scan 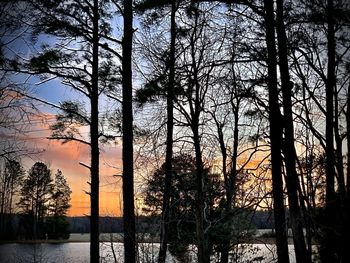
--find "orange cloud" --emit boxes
[17,114,123,217]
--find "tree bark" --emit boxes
[275,1,310,262]
[263,0,290,262]
[191,13,210,262]
[193,124,209,263]
[220,95,239,263]
[216,117,229,263]
[158,1,177,263]
[322,0,337,262]
[90,1,100,262]
[347,83,350,196]
[122,0,136,262]
[334,87,346,196]
[344,83,350,263]
[0,182,5,237]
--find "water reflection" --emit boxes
[0,242,297,262]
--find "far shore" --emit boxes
[0,232,296,245]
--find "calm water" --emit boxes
[0,242,297,263]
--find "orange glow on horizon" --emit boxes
[20,117,123,217]
[19,114,273,217]
[68,190,122,217]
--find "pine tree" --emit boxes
[18,1,120,259]
[0,159,24,239]
[18,162,53,240]
[46,169,71,239]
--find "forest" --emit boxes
[0,0,349,263]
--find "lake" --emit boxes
[0,242,298,263]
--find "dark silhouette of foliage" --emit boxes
[17,163,71,240]
[17,162,53,239]
[0,159,24,240]
[46,169,71,239]
[143,154,224,260]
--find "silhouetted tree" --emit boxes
[275,0,311,262]
[15,0,120,260]
[46,169,71,239]
[135,0,179,261]
[17,162,53,240]
[0,159,24,239]
[122,0,136,262]
[143,154,222,261]
[323,0,337,262]
[262,0,290,261]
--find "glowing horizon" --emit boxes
[18,116,123,217]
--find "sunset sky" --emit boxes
[3,31,271,218]
[22,120,123,216]
[1,36,127,217]
[1,22,138,218]
[12,75,125,217]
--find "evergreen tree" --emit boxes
[17,162,53,239]
[17,1,121,259]
[143,154,223,261]
[47,169,71,239]
[0,159,24,239]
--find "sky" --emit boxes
[20,114,124,216]
[0,34,126,217]
[1,9,267,218]
[2,51,123,217]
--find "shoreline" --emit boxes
[0,233,294,245]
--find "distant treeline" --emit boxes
[67,210,275,234]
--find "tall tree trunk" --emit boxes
[344,83,350,263]
[192,24,210,263]
[333,74,347,263]
[334,87,346,196]
[211,106,229,263]
[218,136,229,263]
[0,183,5,237]
[33,203,37,240]
[158,1,176,263]
[122,0,136,262]
[322,0,337,262]
[9,177,14,215]
[229,87,240,209]
[90,0,100,262]
[217,119,229,263]
[187,7,210,262]
[275,1,310,262]
[220,102,239,263]
[263,0,290,262]
[193,124,209,263]
[347,84,350,196]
